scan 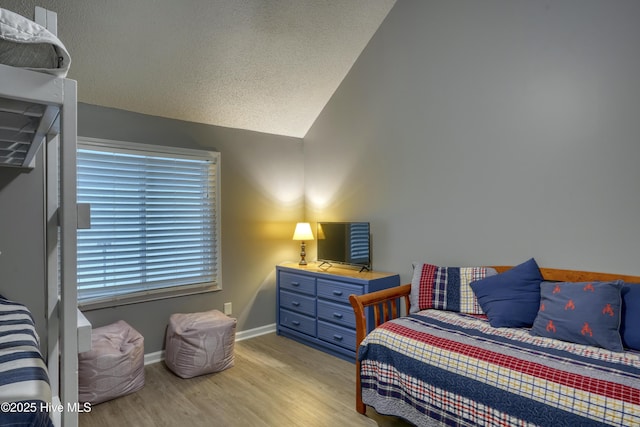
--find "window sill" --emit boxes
[78,283,222,311]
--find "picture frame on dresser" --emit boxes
[276,262,400,362]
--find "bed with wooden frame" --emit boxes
[349,266,640,426]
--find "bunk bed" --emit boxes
[0,6,78,427]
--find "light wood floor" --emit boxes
[79,333,412,427]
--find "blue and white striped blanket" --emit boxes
[0,296,53,427]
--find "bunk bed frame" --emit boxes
[0,8,78,427]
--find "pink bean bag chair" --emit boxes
[164,310,236,378]
[78,320,145,404]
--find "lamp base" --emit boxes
[299,241,307,265]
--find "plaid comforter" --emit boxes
[358,310,640,427]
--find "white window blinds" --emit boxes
[76,139,220,306]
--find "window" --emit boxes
[76,137,220,308]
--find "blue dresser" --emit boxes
[276,262,400,362]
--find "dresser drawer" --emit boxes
[317,279,363,304]
[317,300,355,329]
[279,309,316,337]
[318,321,356,351]
[280,290,316,316]
[279,272,316,296]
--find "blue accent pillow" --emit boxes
[470,258,543,328]
[621,284,640,350]
[530,281,624,352]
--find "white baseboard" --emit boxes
[143,323,276,366]
[144,350,165,365]
[235,323,276,342]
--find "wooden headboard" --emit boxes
[493,266,640,284]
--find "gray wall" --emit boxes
[77,104,304,351]
[0,102,304,353]
[4,0,640,356]
[304,0,640,282]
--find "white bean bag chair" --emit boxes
[78,320,145,404]
[165,310,236,379]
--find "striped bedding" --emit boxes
[0,296,54,427]
[358,309,640,427]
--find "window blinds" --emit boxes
[76,143,219,305]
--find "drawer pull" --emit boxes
[333,312,343,319]
[292,320,301,326]
[291,281,300,287]
[333,334,343,341]
[291,301,301,307]
[332,290,343,296]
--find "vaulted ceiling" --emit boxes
[3,0,396,137]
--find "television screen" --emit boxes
[316,222,370,270]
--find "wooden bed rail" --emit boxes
[349,284,411,351]
[349,284,411,414]
[348,265,640,415]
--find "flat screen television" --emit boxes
[316,222,371,271]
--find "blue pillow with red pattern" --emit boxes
[530,280,624,352]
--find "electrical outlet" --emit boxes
[223,302,232,315]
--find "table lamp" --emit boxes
[292,222,314,265]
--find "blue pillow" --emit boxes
[621,284,640,350]
[470,258,543,328]
[530,281,624,352]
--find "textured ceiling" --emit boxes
[2,0,396,137]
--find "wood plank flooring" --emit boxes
[79,333,412,427]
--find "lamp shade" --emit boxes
[292,222,314,241]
